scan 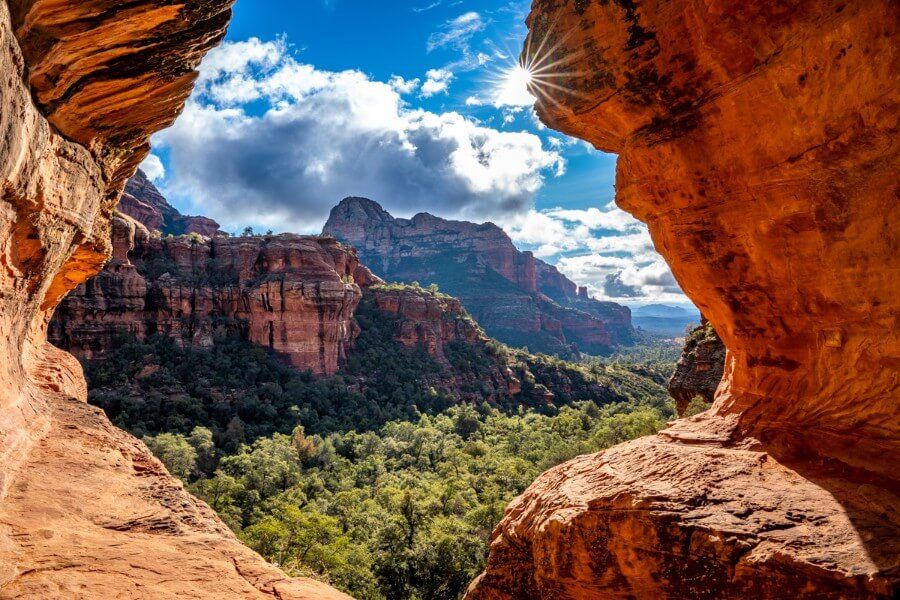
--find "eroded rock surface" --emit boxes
[50,214,376,375]
[668,320,726,416]
[0,1,349,597]
[371,287,486,366]
[467,0,899,597]
[324,197,634,355]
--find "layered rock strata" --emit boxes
[0,1,348,597]
[51,214,376,375]
[467,0,898,597]
[324,197,633,355]
[367,286,523,398]
[371,287,486,366]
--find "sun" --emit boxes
[492,63,536,108]
[484,18,585,111]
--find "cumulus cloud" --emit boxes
[139,154,166,182]
[152,38,563,233]
[420,69,453,97]
[502,203,687,303]
[505,202,645,256]
[553,252,687,303]
[545,203,643,233]
[389,75,420,95]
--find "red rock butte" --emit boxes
[0,1,348,597]
[467,0,898,598]
[51,213,377,376]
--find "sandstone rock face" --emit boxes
[51,222,375,375]
[467,0,898,597]
[120,168,221,236]
[372,287,488,366]
[363,286,525,401]
[0,1,348,597]
[324,197,633,355]
[668,321,726,416]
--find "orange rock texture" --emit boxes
[51,214,376,375]
[0,1,349,597]
[467,0,898,598]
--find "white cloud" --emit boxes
[389,75,420,95]
[412,0,442,12]
[545,202,643,233]
[501,205,687,303]
[427,12,485,52]
[555,253,687,303]
[420,68,453,97]
[139,154,166,182]
[152,38,563,233]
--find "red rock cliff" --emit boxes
[371,286,489,366]
[324,196,634,355]
[361,285,530,403]
[467,0,898,598]
[50,217,374,375]
[0,1,349,597]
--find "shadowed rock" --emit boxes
[0,1,350,597]
[467,0,898,597]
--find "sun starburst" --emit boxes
[481,17,585,113]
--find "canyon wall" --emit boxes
[324,196,634,356]
[367,286,523,398]
[0,1,348,597]
[371,287,487,366]
[468,0,898,597]
[51,213,376,375]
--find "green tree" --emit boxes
[188,426,217,476]
[452,404,481,440]
[143,432,197,480]
[191,471,245,530]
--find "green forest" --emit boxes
[83,291,677,599]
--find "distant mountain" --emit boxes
[119,169,220,236]
[323,197,634,356]
[633,304,698,319]
[632,304,700,337]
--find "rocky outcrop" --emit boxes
[324,197,633,355]
[668,320,726,416]
[467,0,898,598]
[51,217,377,375]
[0,1,348,597]
[357,285,662,410]
[120,168,220,236]
[371,286,486,366]
[365,285,523,398]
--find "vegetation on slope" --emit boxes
[86,291,672,447]
[83,286,675,599]
[143,402,667,599]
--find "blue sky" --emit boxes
[144,0,690,307]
